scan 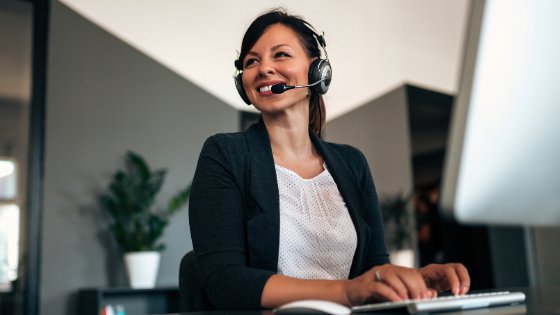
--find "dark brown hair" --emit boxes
[235,8,326,136]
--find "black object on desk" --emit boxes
[78,287,179,315]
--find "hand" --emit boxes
[343,264,435,306]
[419,263,470,295]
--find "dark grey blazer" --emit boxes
[188,119,389,310]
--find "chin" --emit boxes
[253,96,307,114]
[253,104,288,115]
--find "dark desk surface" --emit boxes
[163,286,560,315]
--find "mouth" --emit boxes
[256,81,284,94]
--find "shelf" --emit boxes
[78,287,179,315]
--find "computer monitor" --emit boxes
[440,0,560,226]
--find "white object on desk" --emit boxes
[352,291,526,314]
[274,300,351,315]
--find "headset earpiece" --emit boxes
[235,72,251,105]
[308,58,332,95]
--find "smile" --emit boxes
[256,81,284,94]
[259,85,273,93]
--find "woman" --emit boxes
[188,8,470,310]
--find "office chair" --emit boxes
[179,250,215,312]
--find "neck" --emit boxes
[262,111,314,163]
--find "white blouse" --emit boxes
[275,163,357,280]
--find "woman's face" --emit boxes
[242,23,313,113]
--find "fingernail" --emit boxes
[453,286,460,295]
[462,286,469,294]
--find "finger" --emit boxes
[377,269,410,300]
[428,288,438,299]
[397,270,428,300]
[454,264,471,294]
[443,265,461,295]
[366,281,403,302]
[420,264,443,292]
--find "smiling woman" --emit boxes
[185,8,470,312]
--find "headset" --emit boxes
[234,28,332,105]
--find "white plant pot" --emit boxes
[124,251,161,289]
[390,249,415,268]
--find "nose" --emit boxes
[257,58,275,77]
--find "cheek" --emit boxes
[242,71,254,93]
[284,65,308,82]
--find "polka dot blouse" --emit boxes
[275,163,358,280]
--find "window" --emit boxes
[0,158,19,291]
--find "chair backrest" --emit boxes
[179,250,215,312]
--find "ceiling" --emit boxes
[55,0,471,120]
[0,1,472,120]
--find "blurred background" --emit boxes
[0,1,559,315]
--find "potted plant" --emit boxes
[99,150,191,288]
[380,193,415,267]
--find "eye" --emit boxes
[244,58,258,68]
[274,51,291,58]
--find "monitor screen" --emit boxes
[440,0,560,225]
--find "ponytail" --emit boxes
[308,94,326,137]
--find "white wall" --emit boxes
[56,0,470,119]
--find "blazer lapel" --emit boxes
[244,119,280,271]
[310,132,369,278]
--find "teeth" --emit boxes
[259,85,272,93]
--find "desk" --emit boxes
[162,287,560,315]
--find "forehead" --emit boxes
[251,23,306,51]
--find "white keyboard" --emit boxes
[351,291,526,314]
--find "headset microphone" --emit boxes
[271,79,329,94]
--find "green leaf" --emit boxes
[126,150,151,182]
[99,194,119,219]
[380,193,413,251]
[98,150,192,253]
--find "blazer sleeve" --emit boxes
[188,135,275,309]
[357,150,390,270]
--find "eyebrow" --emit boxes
[245,44,291,58]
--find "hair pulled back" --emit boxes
[235,8,326,136]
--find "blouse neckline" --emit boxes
[274,163,328,181]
